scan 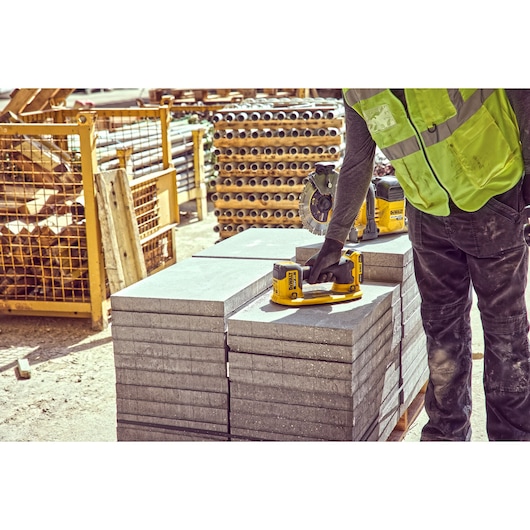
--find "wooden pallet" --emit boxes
[149,88,312,105]
[1,88,74,117]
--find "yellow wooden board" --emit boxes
[95,168,147,294]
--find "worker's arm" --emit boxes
[307,100,375,283]
[506,89,530,203]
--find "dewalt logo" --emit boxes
[288,270,297,291]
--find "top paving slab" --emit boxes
[110,257,273,317]
[194,228,325,261]
[227,281,401,349]
[295,233,413,267]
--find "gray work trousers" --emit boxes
[406,180,530,441]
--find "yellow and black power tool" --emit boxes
[298,162,407,242]
[270,249,363,306]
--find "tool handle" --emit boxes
[303,258,354,284]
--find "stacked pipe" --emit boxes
[211,98,345,238]
[69,117,216,192]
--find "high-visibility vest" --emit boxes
[343,89,524,215]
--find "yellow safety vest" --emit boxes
[343,89,524,215]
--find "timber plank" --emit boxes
[95,168,147,294]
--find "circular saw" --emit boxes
[298,162,339,235]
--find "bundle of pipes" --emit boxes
[68,117,216,192]
[211,97,345,238]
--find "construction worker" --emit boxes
[307,89,530,441]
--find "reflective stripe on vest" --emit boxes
[343,89,524,215]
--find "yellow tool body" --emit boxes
[271,249,363,306]
[350,176,407,242]
[299,163,407,243]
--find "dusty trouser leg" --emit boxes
[406,204,474,441]
[467,244,530,440]
[470,251,530,440]
[445,180,530,440]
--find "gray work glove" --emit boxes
[305,238,344,284]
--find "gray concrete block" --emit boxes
[117,398,228,424]
[230,397,354,427]
[228,302,399,363]
[361,398,401,441]
[229,411,353,440]
[110,257,273,317]
[401,275,421,309]
[112,325,225,348]
[228,368,354,396]
[115,383,228,409]
[114,353,226,378]
[112,340,226,363]
[228,351,353,381]
[227,282,400,349]
[117,424,228,441]
[352,377,401,440]
[115,367,228,393]
[352,341,400,395]
[228,335,355,363]
[401,363,429,415]
[402,304,423,338]
[116,413,229,433]
[230,427,324,441]
[230,381,354,411]
[401,345,429,409]
[402,291,421,323]
[401,320,426,353]
[401,329,428,375]
[111,310,226,333]
[194,227,325,260]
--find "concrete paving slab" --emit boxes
[228,304,397,363]
[229,368,355,396]
[112,325,225,348]
[351,377,401,440]
[117,398,228,424]
[111,311,225,333]
[112,341,226,363]
[110,257,273,317]
[230,397,354,426]
[116,414,228,434]
[229,411,353,440]
[230,428,322,441]
[114,354,226,378]
[295,233,412,267]
[117,424,228,441]
[194,227,324,260]
[115,367,228,393]
[227,282,400,349]
[230,381,354,411]
[229,351,353,380]
[228,320,399,391]
[401,331,428,376]
[115,384,228,409]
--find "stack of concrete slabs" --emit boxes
[296,233,428,430]
[227,281,403,441]
[110,256,274,441]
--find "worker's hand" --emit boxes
[305,238,344,284]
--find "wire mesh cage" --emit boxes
[0,130,89,303]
